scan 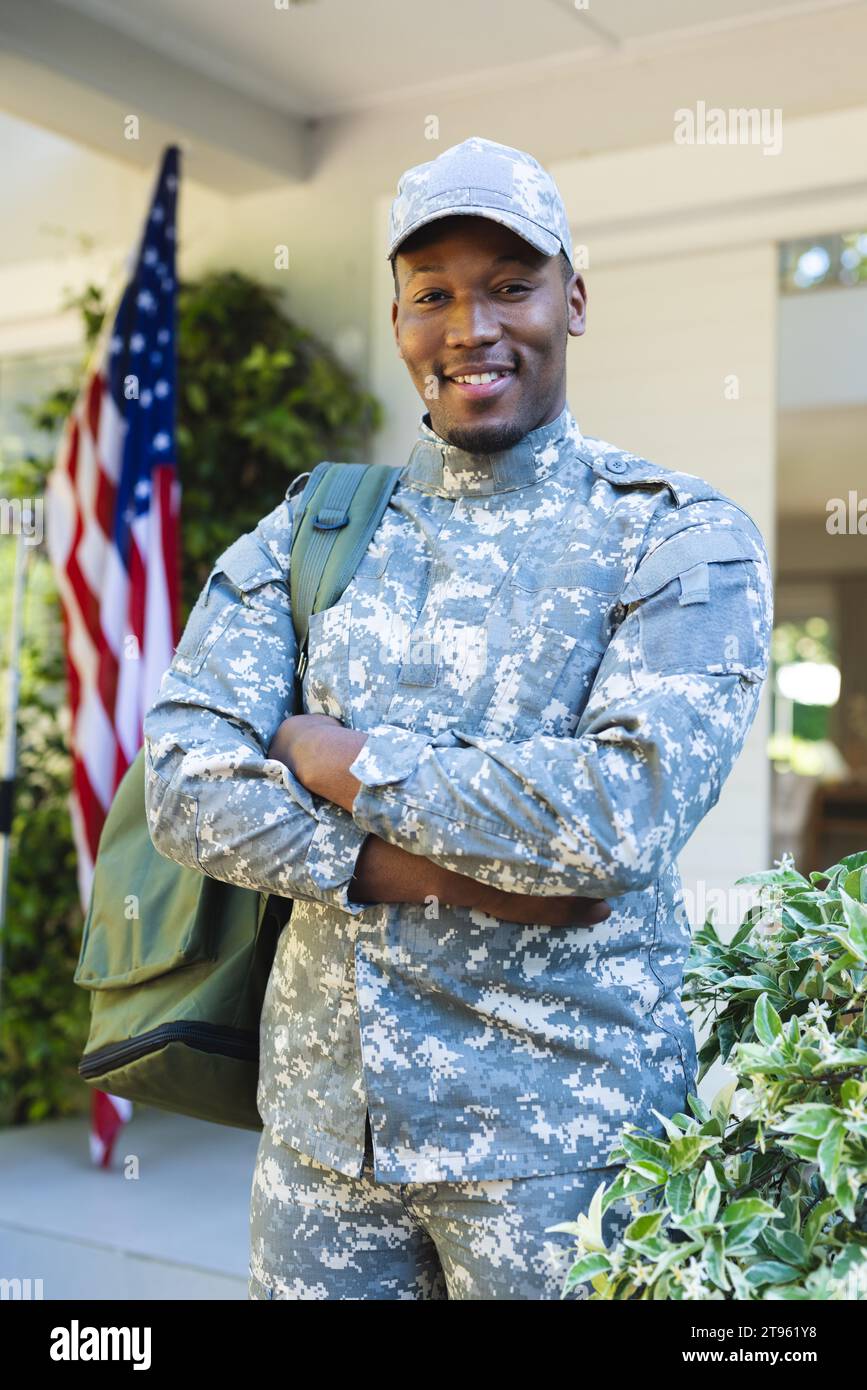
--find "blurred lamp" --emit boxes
[776,661,841,706]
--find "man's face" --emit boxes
[392,215,586,453]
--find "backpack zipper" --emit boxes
[79,1022,258,1078]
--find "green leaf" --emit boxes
[838,887,867,961]
[624,1210,665,1244]
[811,1045,867,1070]
[838,851,867,875]
[773,1103,841,1139]
[628,1160,669,1186]
[727,974,786,998]
[694,1160,721,1224]
[717,1016,738,1064]
[704,1232,730,1291]
[601,1166,663,1210]
[648,1108,686,1143]
[783,901,825,929]
[778,1134,821,1161]
[730,915,758,948]
[561,1252,611,1284]
[721,1197,779,1225]
[651,1239,705,1281]
[802,969,826,999]
[665,1172,694,1219]
[725,1217,775,1254]
[833,1167,859,1222]
[735,868,807,888]
[710,1079,738,1128]
[744,1260,801,1287]
[762,1228,809,1268]
[803,1196,839,1249]
[618,1132,671,1168]
[686,1093,711,1125]
[754,992,784,1045]
[816,1122,844,1188]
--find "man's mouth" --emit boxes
[444,368,515,399]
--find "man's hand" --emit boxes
[267,713,366,813]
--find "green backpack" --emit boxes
[73,461,401,1130]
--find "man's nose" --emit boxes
[444,295,503,346]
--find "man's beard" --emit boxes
[435,414,529,455]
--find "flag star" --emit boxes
[166,173,178,192]
[136,289,155,311]
[139,389,153,408]
[157,330,170,344]
[153,432,171,451]
[134,478,151,498]
[150,204,165,222]
[110,334,123,354]
[154,379,169,397]
[143,247,158,265]
[130,333,145,352]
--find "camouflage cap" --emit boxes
[387,135,573,270]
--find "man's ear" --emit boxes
[391,297,404,359]
[567,274,587,338]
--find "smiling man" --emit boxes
[143,136,773,1300]
[393,215,576,454]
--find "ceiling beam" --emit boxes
[0,0,310,194]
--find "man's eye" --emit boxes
[415,284,531,304]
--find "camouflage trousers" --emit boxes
[248,1114,634,1301]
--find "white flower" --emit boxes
[678,1257,709,1301]
[805,999,832,1024]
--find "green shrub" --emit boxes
[553,852,867,1300]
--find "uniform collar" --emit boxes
[403,403,583,496]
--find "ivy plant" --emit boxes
[551,852,867,1300]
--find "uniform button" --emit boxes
[607,459,628,474]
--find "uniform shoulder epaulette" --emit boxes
[577,439,727,510]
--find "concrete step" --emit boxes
[0,1105,262,1300]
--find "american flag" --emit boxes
[45,146,182,1165]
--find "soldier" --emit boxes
[143,136,773,1300]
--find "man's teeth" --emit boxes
[451,371,511,384]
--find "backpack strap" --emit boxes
[288,461,401,692]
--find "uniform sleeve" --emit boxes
[347,505,773,897]
[143,486,372,915]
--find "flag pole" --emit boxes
[0,522,32,1014]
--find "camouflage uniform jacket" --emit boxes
[143,403,773,1183]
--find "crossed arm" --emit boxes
[266,713,611,927]
[141,499,609,928]
[268,502,773,914]
[145,493,770,927]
